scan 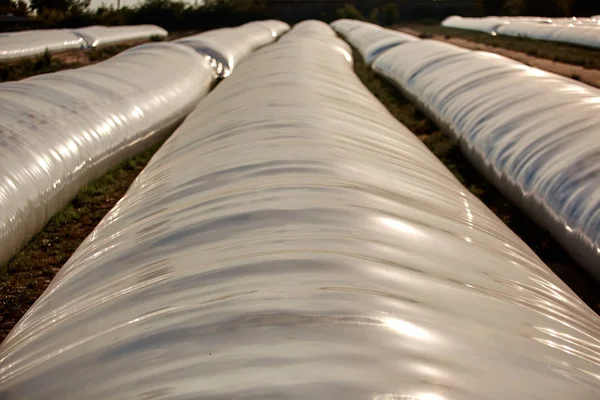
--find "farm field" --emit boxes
[399,24,600,87]
[2,16,600,398]
[2,27,600,344]
[0,31,198,82]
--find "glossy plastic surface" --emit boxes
[72,25,167,48]
[0,29,85,61]
[330,19,418,65]
[176,20,289,76]
[0,43,215,266]
[373,39,600,280]
[2,22,600,400]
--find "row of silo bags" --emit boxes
[442,15,600,49]
[2,20,600,400]
[333,19,600,280]
[330,19,417,64]
[0,24,168,61]
[0,20,289,266]
[175,20,290,77]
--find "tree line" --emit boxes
[0,0,598,33]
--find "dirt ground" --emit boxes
[398,27,600,89]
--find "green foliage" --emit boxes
[0,50,66,82]
[30,0,88,13]
[381,3,399,26]
[335,4,366,21]
[369,8,379,24]
[1,0,591,35]
[502,0,524,15]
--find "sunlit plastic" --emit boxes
[0,43,216,266]
[176,20,289,77]
[72,25,167,48]
[372,39,600,280]
[0,29,85,61]
[1,21,600,399]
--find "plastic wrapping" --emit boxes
[253,19,291,37]
[441,16,510,34]
[176,20,289,77]
[0,42,216,267]
[330,19,418,65]
[372,39,600,280]
[2,21,600,400]
[0,29,85,61]
[281,20,353,63]
[442,16,600,49]
[496,21,600,49]
[72,25,168,48]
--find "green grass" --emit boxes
[352,48,600,313]
[402,24,600,70]
[0,49,69,82]
[87,43,136,62]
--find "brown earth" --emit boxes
[398,27,600,89]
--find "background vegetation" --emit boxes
[0,0,598,33]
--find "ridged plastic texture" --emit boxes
[2,21,600,400]
[372,39,600,280]
[176,20,289,77]
[0,29,85,61]
[330,19,417,65]
[442,16,600,49]
[0,42,215,267]
[72,25,168,48]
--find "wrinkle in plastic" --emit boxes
[71,25,167,48]
[0,42,215,266]
[176,20,289,77]
[372,39,600,280]
[2,21,600,399]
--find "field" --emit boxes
[399,24,600,88]
[2,28,600,344]
[0,31,198,83]
[402,24,600,69]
